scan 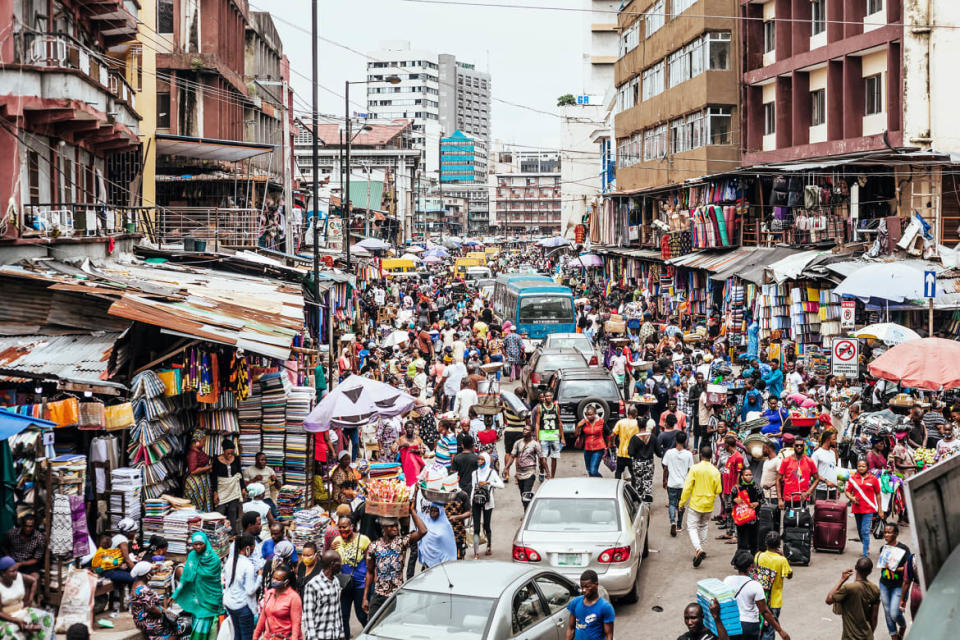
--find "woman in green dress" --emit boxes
[172,532,222,640]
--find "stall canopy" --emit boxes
[833,262,934,302]
[156,134,275,161]
[303,375,415,432]
[766,250,830,283]
[0,333,124,393]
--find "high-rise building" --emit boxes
[366,42,490,174]
[491,151,562,238]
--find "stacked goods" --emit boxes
[260,374,288,474]
[237,381,262,469]
[417,467,461,504]
[290,507,329,551]
[143,498,170,539]
[367,463,402,481]
[284,387,315,487]
[163,510,200,555]
[366,478,411,517]
[147,561,175,597]
[696,579,742,637]
[277,485,303,519]
[129,372,185,498]
[110,468,143,529]
[193,513,230,556]
[915,448,937,468]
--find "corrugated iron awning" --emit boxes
[0,333,124,390]
[157,134,275,162]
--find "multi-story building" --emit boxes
[366,42,490,174]
[583,0,620,94]
[0,0,142,251]
[244,12,291,189]
[440,130,487,184]
[491,151,562,238]
[444,184,490,237]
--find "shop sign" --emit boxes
[840,300,856,329]
[831,337,859,378]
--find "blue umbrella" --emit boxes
[462,239,481,247]
[424,247,450,258]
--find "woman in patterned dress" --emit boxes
[184,436,213,512]
[0,557,54,640]
[129,562,177,640]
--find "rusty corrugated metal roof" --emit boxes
[0,333,121,388]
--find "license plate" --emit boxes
[557,553,582,567]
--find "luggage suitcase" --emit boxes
[783,526,811,566]
[782,493,812,529]
[813,495,848,553]
[757,501,781,548]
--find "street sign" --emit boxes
[924,270,936,298]
[840,300,856,329]
[831,337,859,378]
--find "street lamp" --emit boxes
[344,74,400,266]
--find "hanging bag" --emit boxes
[732,489,757,525]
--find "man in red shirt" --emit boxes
[777,434,819,509]
[720,434,744,539]
[658,398,688,431]
[416,323,434,359]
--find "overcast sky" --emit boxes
[260,0,583,149]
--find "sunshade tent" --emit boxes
[422,255,443,264]
[0,411,56,532]
[354,237,391,251]
[405,246,424,253]
[834,263,929,302]
[868,337,960,390]
[423,247,450,259]
[303,375,416,431]
[441,239,461,250]
[400,253,421,262]
[537,236,569,248]
[381,330,410,348]
[854,323,921,346]
[571,254,603,268]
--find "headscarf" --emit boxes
[131,561,154,578]
[0,556,15,571]
[172,531,223,618]
[246,482,265,498]
[268,539,295,577]
[117,518,138,533]
[417,503,457,567]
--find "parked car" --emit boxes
[547,367,624,444]
[512,478,651,603]
[538,332,600,366]
[520,347,587,403]
[358,561,604,640]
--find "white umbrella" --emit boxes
[405,245,424,253]
[303,375,415,432]
[854,323,921,346]
[380,330,410,348]
[833,263,929,302]
[400,252,421,262]
[354,237,391,251]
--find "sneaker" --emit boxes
[670,523,677,537]
[693,550,706,567]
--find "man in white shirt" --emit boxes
[786,363,804,396]
[810,431,839,501]
[453,379,479,421]
[443,360,468,411]
[724,550,790,640]
[662,431,694,537]
[373,287,385,307]
[452,333,467,363]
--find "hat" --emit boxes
[378,517,400,527]
[247,482,265,498]
[781,433,796,445]
[0,556,15,571]
[338,450,351,460]
[117,517,138,533]
[645,418,656,431]
[703,354,714,363]
[131,561,154,578]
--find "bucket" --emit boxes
[183,237,196,251]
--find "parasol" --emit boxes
[854,323,921,346]
[537,236,570,248]
[380,330,410,348]
[303,375,415,432]
[400,252,421,263]
[868,337,960,390]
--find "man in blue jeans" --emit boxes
[661,431,693,537]
[877,523,910,640]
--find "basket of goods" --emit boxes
[742,434,771,459]
[632,393,659,406]
[787,411,818,428]
[604,314,626,334]
[888,394,916,409]
[418,467,461,504]
[365,478,411,517]
[914,448,937,469]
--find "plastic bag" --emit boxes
[55,567,97,632]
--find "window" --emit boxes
[671,118,688,153]
[706,32,731,70]
[645,0,665,37]
[157,0,174,33]
[157,92,170,128]
[867,0,883,14]
[672,0,696,16]
[620,21,640,56]
[668,49,689,88]
[811,89,826,126]
[811,0,825,35]
[27,151,40,204]
[764,21,776,53]
[764,102,776,135]
[641,61,664,101]
[688,38,703,78]
[707,107,732,144]
[865,74,883,115]
[686,111,704,149]
[535,576,577,614]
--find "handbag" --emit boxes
[751,554,778,592]
[78,401,105,430]
[337,537,364,590]
[602,448,616,472]
[872,516,887,540]
[732,490,757,525]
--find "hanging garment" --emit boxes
[50,494,73,556]
[714,205,730,246]
[70,495,90,557]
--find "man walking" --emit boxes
[362,502,428,618]
[533,390,563,480]
[503,424,546,511]
[756,531,792,640]
[825,558,880,640]
[777,436,819,510]
[302,550,345,640]
[565,569,615,640]
[679,444,722,567]
[662,431,694,537]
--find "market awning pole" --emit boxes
[929,298,934,337]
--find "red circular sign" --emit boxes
[833,340,856,361]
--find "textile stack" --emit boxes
[818,289,842,342]
[193,513,231,556]
[260,373,288,474]
[238,380,262,469]
[148,561,176,597]
[143,498,170,539]
[110,467,143,529]
[725,283,747,346]
[277,484,303,519]
[129,371,184,498]
[197,392,239,456]
[163,510,200,555]
[290,507,329,551]
[283,387,315,487]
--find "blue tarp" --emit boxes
[0,409,55,441]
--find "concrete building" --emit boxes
[366,41,490,174]
[491,151,562,238]
[444,183,490,237]
[584,0,620,94]
[0,0,142,249]
[440,130,487,184]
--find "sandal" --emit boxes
[485,547,492,556]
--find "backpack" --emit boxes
[653,376,671,406]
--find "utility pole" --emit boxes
[281,78,293,255]
[311,0,319,294]
[345,80,351,266]
[438,134,443,242]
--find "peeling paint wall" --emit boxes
[928,0,960,153]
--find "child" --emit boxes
[90,534,124,574]
[477,419,500,470]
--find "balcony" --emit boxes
[0,32,140,150]
[20,203,143,239]
[152,207,261,250]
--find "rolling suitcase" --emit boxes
[814,489,848,553]
[757,501,781,549]
[782,493,812,566]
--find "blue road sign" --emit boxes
[924,270,936,298]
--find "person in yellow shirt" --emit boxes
[611,406,640,480]
[679,444,722,567]
[755,531,792,640]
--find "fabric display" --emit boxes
[46,397,80,428]
[261,373,288,472]
[144,498,171,539]
[194,514,230,558]
[284,386,315,489]
[104,402,135,431]
[163,510,201,555]
[277,484,303,518]
[130,371,186,499]
[110,468,143,528]
[69,495,90,557]
[49,494,74,556]
[290,507,329,551]
[238,380,262,469]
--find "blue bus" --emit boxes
[493,275,576,340]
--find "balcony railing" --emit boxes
[153,207,260,250]
[19,32,137,110]
[19,203,143,238]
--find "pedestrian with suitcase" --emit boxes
[810,431,839,502]
[776,435,818,512]
[844,458,883,558]
[813,487,848,553]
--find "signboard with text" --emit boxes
[840,300,856,329]
[831,337,859,378]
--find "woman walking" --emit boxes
[294,542,321,596]
[575,405,607,478]
[252,565,301,640]
[212,440,246,533]
[130,562,178,640]
[184,436,213,512]
[627,417,657,501]
[331,517,371,639]
[845,458,883,558]
[261,540,296,595]
[470,453,504,559]
[392,423,426,487]
[733,468,762,555]
[223,535,259,640]
[172,532,223,640]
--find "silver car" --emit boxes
[512,478,651,603]
[539,332,601,367]
[358,561,589,640]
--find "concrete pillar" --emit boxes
[792,71,810,147]
[776,76,793,149]
[791,0,811,57]
[844,0,866,39]
[774,0,792,62]
[843,56,864,140]
[887,42,902,133]
[827,61,844,141]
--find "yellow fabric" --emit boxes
[104,403,135,430]
[612,419,639,458]
[756,550,792,608]
[679,460,722,513]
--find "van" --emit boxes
[381,258,416,274]
[466,251,488,262]
[454,257,485,276]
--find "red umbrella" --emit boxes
[867,337,960,390]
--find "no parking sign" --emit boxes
[831,337,859,378]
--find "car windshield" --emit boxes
[518,296,573,323]
[526,498,621,532]
[546,336,593,352]
[560,379,619,399]
[366,590,496,640]
[536,354,586,372]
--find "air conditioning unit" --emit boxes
[74,209,98,236]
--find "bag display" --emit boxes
[78,401,106,430]
[104,402,136,430]
[46,397,80,427]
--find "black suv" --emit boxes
[547,367,624,446]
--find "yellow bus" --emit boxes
[454,257,485,276]
[381,258,416,274]
[466,251,487,262]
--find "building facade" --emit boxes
[440,130,487,184]
[584,0,620,94]
[0,0,142,247]
[491,151,562,238]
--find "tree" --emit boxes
[557,94,577,107]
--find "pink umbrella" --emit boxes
[868,337,960,390]
[422,255,443,264]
